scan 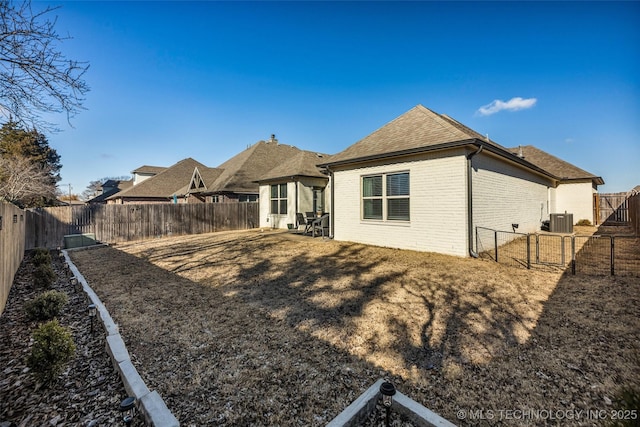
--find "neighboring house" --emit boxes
[106,136,309,205]
[317,105,603,257]
[107,158,221,204]
[201,135,304,203]
[256,150,331,229]
[132,165,166,185]
[87,179,133,204]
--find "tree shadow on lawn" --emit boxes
[71,229,640,424]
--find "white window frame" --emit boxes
[361,171,410,222]
[270,184,287,215]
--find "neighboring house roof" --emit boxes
[108,158,219,200]
[57,198,86,206]
[132,165,167,174]
[507,145,604,185]
[257,150,330,182]
[207,139,303,194]
[88,179,133,203]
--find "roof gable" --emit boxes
[208,140,304,193]
[109,158,218,200]
[189,167,207,192]
[258,150,329,182]
[325,105,481,165]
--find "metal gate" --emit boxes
[476,227,640,276]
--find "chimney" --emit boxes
[268,134,278,144]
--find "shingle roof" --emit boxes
[320,104,602,187]
[131,165,167,175]
[322,105,491,165]
[508,145,604,185]
[257,150,329,182]
[88,180,133,203]
[109,158,219,199]
[208,140,303,193]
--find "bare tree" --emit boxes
[0,154,57,206]
[0,0,89,131]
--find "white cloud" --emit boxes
[476,97,537,116]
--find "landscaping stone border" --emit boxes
[63,249,179,427]
[326,378,456,427]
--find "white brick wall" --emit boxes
[333,150,469,257]
[332,149,563,257]
[472,152,554,235]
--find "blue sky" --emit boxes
[43,1,639,195]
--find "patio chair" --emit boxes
[312,214,330,238]
[295,213,306,232]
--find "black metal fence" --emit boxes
[476,226,640,276]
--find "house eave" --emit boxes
[559,177,605,186]
[316,139,477,168]
[255,173,329,184]
[319,138,558,182]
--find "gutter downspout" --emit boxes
[294,178,299,227]
[328,166,335,238]
[467,144,483,258]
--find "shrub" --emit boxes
[576,219,592,226]
[25,290,68,321]
[27,319,76,384]
[33,263,56,288]
[609,384,640,426]
[32,247,52,266]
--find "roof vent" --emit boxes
[268,134,278,144]
[517,145,525,159]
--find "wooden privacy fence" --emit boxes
[25,202,259,250]
[594,193,632,225]
[0,201,26,314]
[629,192,640,235]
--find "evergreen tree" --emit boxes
[0,120,61,207]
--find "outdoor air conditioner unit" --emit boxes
[549,213,573,234]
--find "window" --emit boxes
[362,176,383,219]
[270,184,287,214]
[362,172,409,221]
[239,194,258,203]
[313,187,325,213]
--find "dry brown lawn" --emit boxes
[69,229,640,426]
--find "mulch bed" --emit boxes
[0,250,142,427]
